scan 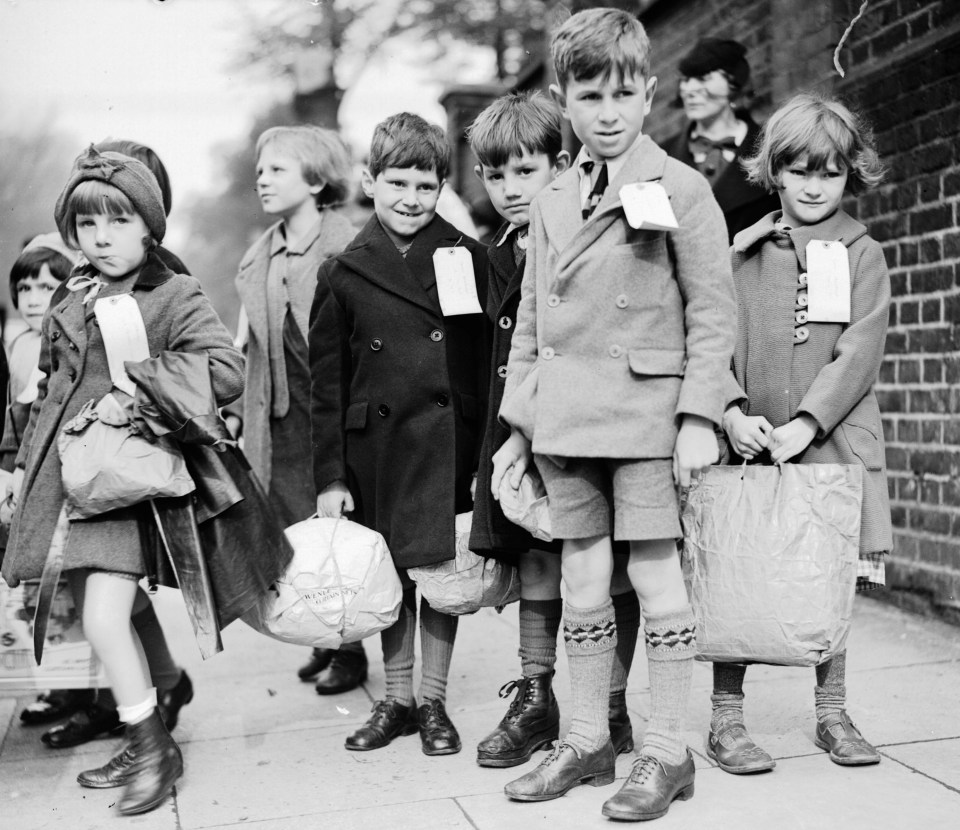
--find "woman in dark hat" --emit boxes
[665,38,779,241]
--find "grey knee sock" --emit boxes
[418,597,458,704]
[381,587,417,705]
[564,600,617,752]
[815,650,847,722]
[518,597,562,677]
[609,590,640,696]
[131,602,181,692]
[711,662,748,729]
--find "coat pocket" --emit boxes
[627,348,686,377]
[345,401,368,431]
[839,422,883,471]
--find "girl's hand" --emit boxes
[674,414,719,488]
[722,407,773,459]
[95,392,132,426]
[769,414,818,465]
[491,429,532,499]
[316,480,354,518]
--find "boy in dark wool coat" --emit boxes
[310,112,490,757]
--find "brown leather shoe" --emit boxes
[315,649,368,695]
[419,698,461,756]
[476,674,560,767]
[504,740,616,802]
[345,699,418,751]
[298,648,334,681]
[602,750,696,821]
[609,691,635,756]
[815,711,880,766]
[706,722,776,774]
[77,747,137,789]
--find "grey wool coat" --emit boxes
[234,209,356,490]
[500,136,738,458]
[2,254,245,586]
[727,209,893,553]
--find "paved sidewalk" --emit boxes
[2,590,960,829]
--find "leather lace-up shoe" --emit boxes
[602,750,696,821]
[297,648,334,681]
[419,698,461,756]
[158,671,193,732]
[315,649,368,695]
[21,688,95,726]
[504,740,616,802]
[609,691,635,757]
[77,747,137,789]
[116,709,183,815]
[706,722,776,774]
[815,711,881,766]
[345,699,418,751]
[476,673,560,767]
[42,704,124,749]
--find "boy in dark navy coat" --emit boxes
[310,113,489,757]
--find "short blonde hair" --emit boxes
[551,8,651,89]
[743,92,884,195]
[256,126,353,207]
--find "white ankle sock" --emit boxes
[117,688,158,725]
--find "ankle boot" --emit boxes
[77,747,137,789]
[476,673,560,768]
[116,708,183,815]
[608,691,634,756]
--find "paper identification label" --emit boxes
[619,182,680,231]
[805,240,851,323]
[94,294,151,396]
[433,247,482,315]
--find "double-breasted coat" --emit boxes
[499,136,737,459]
[309,214,490,569]
[2,254,245,586]
[727,209,893,553]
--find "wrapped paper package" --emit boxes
[499,470,552,542]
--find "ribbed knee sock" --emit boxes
[418,597,458,704]
[564,600,616,752]
[131,602,181,692]
[642,606,696,765]
[381,587,417,705]
[609,589,640,696]
[815,650,847,722]
[518,597,563,677]
[711,662,748,729]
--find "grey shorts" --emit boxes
[535,455,682,542]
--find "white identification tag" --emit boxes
[619,183,680,231]
[93,294,151,396]
[433,247,482,316]
[805,240,851,323]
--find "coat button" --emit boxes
[794,326,810,344]
[546,294,560,308]
[615,294,629,308]
[68,369,77,381]
[798,272,808,287]
[68,341,78,351]
[370,338,383,351]
[497,364,508,379]
[608,344,623,358]
[498,316,512,330]
[541,347,555,360]
[51,330,61,341]
[377,404,390,417]
[796,291,808,308]
[795,310,808,325]
[430,329,444,342]
[436,393,449,407]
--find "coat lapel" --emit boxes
[235,224,275,346]
[49,285,88,354]
[486,224,524,315]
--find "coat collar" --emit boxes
[486,222,525,313]
[732,208,867,269]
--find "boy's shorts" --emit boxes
[534,455,682,542]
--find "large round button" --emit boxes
[546,294,560,308]
[615,294,629,308]
[794,326,809,344]
[795,310,808,325]
[436,394,449,407]
[497,365,508,379]
[796,291,808,308]
[430,329,444,342]
[377,404,391,417]
[68,341,78,351]
[608,344,623,358]
[370,338,383,351]
[498,316,512,330]
[541,347,555,360]
[51,330,61,341]
[798,272,808,287]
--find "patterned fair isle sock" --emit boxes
[814,650,847,722]
[381,587,417,706]
[642,606,697,765]
[132,603,182,692]
[564,600,617,752]
[519,597,563,677]
[711,662,748,730]
[418,597,459,704]
[609,590,640,696]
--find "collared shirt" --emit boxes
[574,132,647,212]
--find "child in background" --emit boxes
[492,9,737,821]
[466,91,639,770]
[233,126,367,694]
[713,92,889,773]
[2,147,244,815]
[311,112,489,757]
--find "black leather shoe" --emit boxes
[707,721,776,774]
[504,740,616,802]
[158,671,193,732]
[345,699,418,751]
[298,648,334,681]
[815,711,881,766]
[77,747,136,789]
[419,698,461,756]
[117,709,183,815]
[20,688,95,726]
[602,750,696,821]
[42,705,124,749]
[609,691,635,756]
[476,674,560,767]
[315,649,368,695]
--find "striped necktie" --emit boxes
[582,161,608,220]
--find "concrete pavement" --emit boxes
[2,590,960,829]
